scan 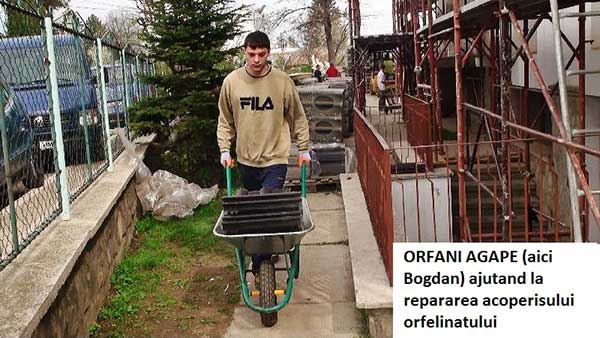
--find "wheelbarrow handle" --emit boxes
[301,162,307,198]
[225,162,307,197]
[226,166,233,197]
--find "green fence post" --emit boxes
[135,55,141,101]
[0,85,19,256]
[144,59,150,97]
[111,53,121,128]
[96,38,114,172]
[120,48,131,139]
[150,60,156,97]
[72,20,93,182]
[44,17,70,220]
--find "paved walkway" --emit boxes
[224,192,364,338]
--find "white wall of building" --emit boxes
[511,3,600,97]
[585,95,600,242]
[510,4,600,243]
[392,169,453,242]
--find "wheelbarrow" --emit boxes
[213,164,314,327]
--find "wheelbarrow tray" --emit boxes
[213,198,314,255]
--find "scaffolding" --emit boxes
[351,0,600,242]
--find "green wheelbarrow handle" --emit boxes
[225,162,307,197]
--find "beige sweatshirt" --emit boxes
[216,66,309,168]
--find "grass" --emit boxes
[92,200,230,337]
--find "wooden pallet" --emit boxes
[284,176,341,193]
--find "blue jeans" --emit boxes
[238,163,287,273]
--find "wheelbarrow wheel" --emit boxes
[259,261,278,327]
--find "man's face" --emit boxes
[244,46,270,73]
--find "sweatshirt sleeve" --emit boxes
[216,77,236,153]
[285,78,310,151]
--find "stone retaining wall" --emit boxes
[31,180,141,338]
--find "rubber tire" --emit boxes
[259,261,278,327]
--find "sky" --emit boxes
[65,0,393,36]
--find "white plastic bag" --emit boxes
[119,130,218,220]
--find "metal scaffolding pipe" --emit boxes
[499,1,511,241]
[453,0,469,240]
[548,1,583,242]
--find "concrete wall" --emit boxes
[31,181,142,338]
[392,168,453,242]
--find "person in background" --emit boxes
[216,31,310,281]
[377,63,387,113]
[313,64,323,82]
[325,62,341,78]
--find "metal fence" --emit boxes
[389,139,573,244]
[0,2,154,270]
[353,108,393,285]
[358,100,578,244]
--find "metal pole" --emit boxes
[135,55,141,102]
[499,2,511,241]
[392,0,397,34]
[120,49,131,139]
[72,18,93,181]
[0,85,19,255]
[96,38,114,172]
[453,0,468,240]
[427,0,443,149]
[523,19,531,242]
[145,59,150,97]
[348,0,354,43]
[549,0,583,242]
[45,17,70,220]
[78,62,93,181]
[411,0,423,98]
[577,0,588,240]
[121,49,130,109]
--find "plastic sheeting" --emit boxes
[119,129,218,220]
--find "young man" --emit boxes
[216,31,310,275]
[377,64,387,113]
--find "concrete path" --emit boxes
[224,192,365,338]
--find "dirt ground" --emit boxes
[95,249,239,338]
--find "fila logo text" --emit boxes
[240,96,275,110]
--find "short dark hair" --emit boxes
[380,64,385,70]
[244,31,270,50]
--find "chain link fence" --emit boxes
[0,1,155,269]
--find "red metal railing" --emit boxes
[354,108,394,285]
[404,95,434,170]
[390,140,573,243]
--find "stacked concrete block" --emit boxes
[313,144,346,177]
[310,117,344,143]
[299,85,345,143]
[292,78,354,179]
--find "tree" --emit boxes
[252,1,349,66]
[129,0,246,186]
[303,0,348,64]
[105,10,141,48]
[85,14,105,38]
[1,0,70,37]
